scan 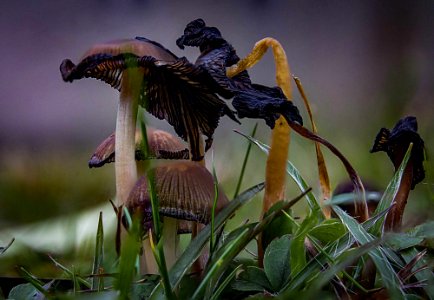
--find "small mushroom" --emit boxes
[88,127,189,168]
[127,160,229,271]
[61,39,179,207]
[370,116,425,230]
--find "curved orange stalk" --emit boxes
[294,77,331,218]
[228,38,293,265]
[228,38,292,214]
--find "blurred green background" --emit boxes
[0,0,433,279]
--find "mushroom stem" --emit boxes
[115,70,141,206]
[141,238,159,274]
[385,160,413,231]
[162,217,179,269]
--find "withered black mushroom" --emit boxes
[127,160,229,270]
[370,116,425,230]
[176,18,303,128]
[88,127,189,168]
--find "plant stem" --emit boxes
[385,160,413,231]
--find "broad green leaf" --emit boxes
[232,266,272,293]
[370,144,413,235]
[149,183,265,299]
[309,218,346,244]
[261,201,295,249]
[92,212,104,291]
[264,235,292,291]
[333,205,406,300]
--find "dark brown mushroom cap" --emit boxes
[60,37,239,162]
[127,161,229,231]
[88,127,189,168]
[370,116,425,189]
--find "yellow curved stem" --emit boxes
[227,38,292,213]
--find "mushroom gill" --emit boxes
[88,127,189,168]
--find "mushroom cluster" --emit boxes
[60,18,305,273]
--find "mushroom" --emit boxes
[88,127,189,168]
[370,116,425,231]
[61,37,239,172]
[61,39,180,207]
[127,160,229,271]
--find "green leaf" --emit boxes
[149,183,265,299]
[333,205,406,300]
[232,266,271,293]
[370,144,413,235]
[309,218,346,244]
[279,206,392,295]
[409,221,434,239]
[92,212,104,291]
[386,233,424,251]
[115,215,142,300]
[261,201,295,249]
[290,212,318,279]
[192,190,310,300]
[264,235,292,291]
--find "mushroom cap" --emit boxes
[371,116,425,189]
[60,36,239,161]
[127,161,229,231]
[88,127,189,168]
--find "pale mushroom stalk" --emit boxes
[115,69,141,206]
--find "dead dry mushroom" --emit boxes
[370,116,425,230]
[88,127,189,168]
[127,160,229,271]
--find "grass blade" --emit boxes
[48,255,91,289]
[333,205,406,299]
[235,130,321,213]
[148,183,265,299]
[17,267,48,296]
[210,264,242,300]
[193,189,310,299]
[92,211,104,291]
[233,123,258,198]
